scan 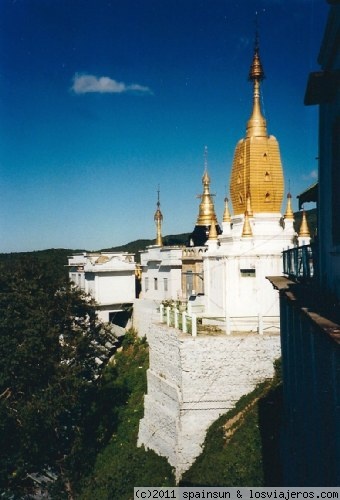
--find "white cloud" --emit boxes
[71,74,152,95]
[128,83,152,93]
[302,169,318,181]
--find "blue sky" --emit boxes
[0,0,327,253]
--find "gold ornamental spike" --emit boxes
[154,186,163,246]
[284,192,294,220]
[248,46,265,82]
[223,197,231,223]
[208,218,218,241]
[299,210,310,238]
[246,192,253,217]
[196,147,218,226]
[242,211,253,238]
[246,46,267,138]
[229,40,284,216]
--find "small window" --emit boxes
[239,193,244,204]
[240,269,256,277]
[164,278,168,292]
[265,192,271,202]
[154,278,158,290]
[145,277,149,292]
[237,174,242,184]
[265,171,271,181]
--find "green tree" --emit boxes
[0,256,113,496]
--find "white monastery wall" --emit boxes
[69,253,136,321]
[94,272,135,304]
[138,323,281,480]
[205,253,282,331]
[133,298,161,337]
[140,246,182,301]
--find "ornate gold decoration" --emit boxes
[284,192,294,220]
[154,186,163,246]
[299,210,310,237]
[208,217,218,240]
[246,192,253,217]
[135,264,142,280]
[223,197,231,223]
[196,147,218,226]
[242,211,253,238]
[230,44,284,215]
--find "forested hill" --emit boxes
[101,232,191,256]
[0,233,191,266]
[0,208,316,266]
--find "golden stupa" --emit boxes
[229,42,284,216]
[196,147,218,227]
[154,187,163,246]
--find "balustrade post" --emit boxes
[258,313,263,335]
[174,308,179,329]
[166,306,170,326]
[191,314,197,337]
[160,304,164,323]
[182,312,187,333]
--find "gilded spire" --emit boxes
[208,217,218,241]
[196,147,218,226]
[284,192,294,220]
[154,186,163,246]
[246,192,253,217]
[299,209,310,238]
[204,144,208,173]
[229,36,284,216]
[223,197,231,223]
[246,43,267,138]
[242,211,253,238]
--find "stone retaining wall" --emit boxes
[138,323,280,480]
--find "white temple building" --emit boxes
[68,252,136,327]
[139,190,183,301]
[138,40,302,481]
[203,41,297,333]
[140,245,183,301]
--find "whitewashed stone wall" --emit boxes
[133,298,161,337]
[138,323,281,480]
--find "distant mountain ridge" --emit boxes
[102,233,191,256]
[0,209,316,263]
[0,234,191,266]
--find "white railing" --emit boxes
[159,304,197,336]
[159,304,279,337]
[224,314,279,335]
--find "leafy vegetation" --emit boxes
[0,253,174,497]
[0,248,80,278]
[0,255,118,496]
[0,247,285,496]
[78,331,175,499]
